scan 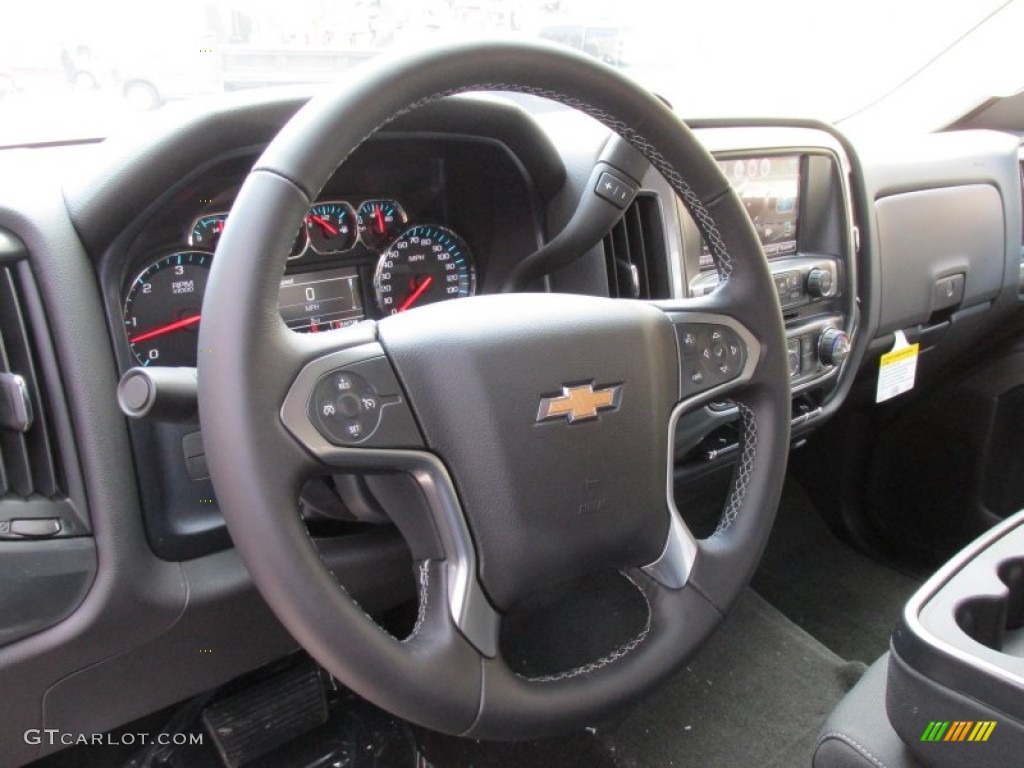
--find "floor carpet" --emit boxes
[596,589,863,768]
[752,481,923,664]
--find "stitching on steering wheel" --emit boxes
[294,509,408,640]
[524,570,652,683]
[404,560,431,641]
[715,402,757,535]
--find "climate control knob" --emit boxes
[806,268,835,298]
[818,328,850,367]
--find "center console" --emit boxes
[687,149,853,404]
[888,509,1024,766]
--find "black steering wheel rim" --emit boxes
[198,39,791,739]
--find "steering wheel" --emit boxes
[198,40,790,739]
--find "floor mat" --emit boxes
[597,589,862,768]
[752,481,922,663]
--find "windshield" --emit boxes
[1,0,1020,147]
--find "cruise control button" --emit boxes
[307,357,423,449]
[338,393,362,418]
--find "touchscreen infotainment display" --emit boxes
[279,266,364,332]
[699,155,801,268]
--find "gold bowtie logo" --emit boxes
[536,383,622,424]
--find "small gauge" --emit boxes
[374,225,475,315]
[358,200,407,250]
[306,202,358,254]
[192,212,306,259]
[188,213,228,250]
[123,251,211,367]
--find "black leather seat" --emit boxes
[813,654,923,768]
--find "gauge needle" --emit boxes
[130,314,201,344]
[375,207,385,234]
[308,215,338,236]
[396,276,434,312]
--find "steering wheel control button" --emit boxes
[677,323,746,397]
[595,171,638,209]
[307,357,422,449]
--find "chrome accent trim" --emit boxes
[279,342,500,658]
[186,210,230,248]
[642,505,698,589]
[639,167,685,300]
[0,373,33,432]
[642,311,762,589]
[628,263,641,298]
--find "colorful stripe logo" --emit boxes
[920,721,996,742]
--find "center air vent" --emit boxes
[0,264,64,500]
[603,194,670,300]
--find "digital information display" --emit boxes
[279,266,364,333]
[700,155,801,268]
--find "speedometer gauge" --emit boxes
[123,251,211,366]
[374,225,475,315]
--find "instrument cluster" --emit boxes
[122,197,477,367]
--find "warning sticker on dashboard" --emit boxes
[876,330,919,403]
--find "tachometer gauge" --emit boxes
[123,251,211,366]
[358,200,407,250]
[374,225,475,315]
[188,213,227,250]
[306,202,358,254]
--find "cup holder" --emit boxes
[955,557,1024,656]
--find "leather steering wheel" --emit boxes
[198,39,790,739]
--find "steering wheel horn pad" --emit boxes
[199,39,790,739]
[378,293,677,611]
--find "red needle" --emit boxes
[374,207,385,234]
[396,275,434,312]
[308,214,338,236]
[130,314,201,344]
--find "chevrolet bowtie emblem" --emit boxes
[536,383,622,424]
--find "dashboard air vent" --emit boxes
[0,263,63,499]
[604,194,670,300]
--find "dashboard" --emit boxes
[0,85,1022,766]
